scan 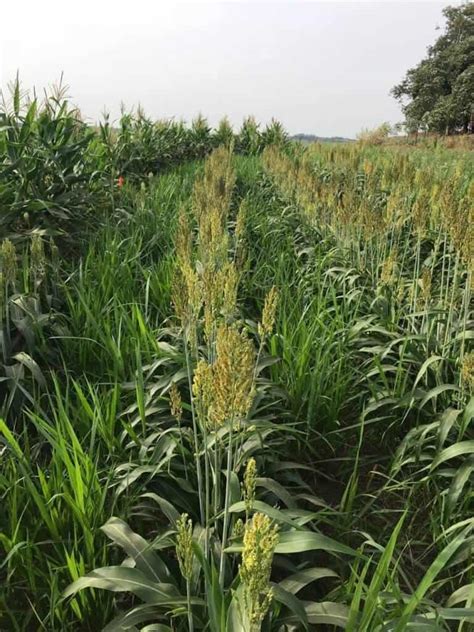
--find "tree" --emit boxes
[392,3,474,134]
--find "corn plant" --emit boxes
[0,77,103,237]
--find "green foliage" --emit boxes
[0,84,472,631]
[0,78,104,238]
[100,109,215,180]
[0,235,60,419]
[392,2,474,134]
[0,76,289,242]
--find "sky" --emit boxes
[0,0,461,137]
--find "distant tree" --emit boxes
[392,2,474,134]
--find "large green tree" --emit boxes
[392,2,474,134]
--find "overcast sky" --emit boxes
[0,1,460,137]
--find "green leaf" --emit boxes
[305,602,349,627]
[12,352,46,387]
[227,500,316,529]
[419,384,460,410]
[103,604,169,631]
[447,583,474,607]
[63,566,186,604]
[437,407,461,448]
[226,529,357,557]
[141,492,181,525]
[272,584,308,629]
[226,583,246,632]
[394,526,473,632]
[446,455,474,517]
[436,608,474,621]
[101,517,173,584]
[357,513,406,630]
[412,355,443,390]
[431,441,474,469]
[275,530,358,556]
[256,476,297,508]
[278,567,338,594]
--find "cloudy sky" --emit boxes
[0,1,459,137]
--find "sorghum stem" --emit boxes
[184,332,205,525]
[186,579,194,632]
[219,418,234,587]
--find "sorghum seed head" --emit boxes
[232,518,245,539]
[1,239,17,286]
[258,286,279,338]
[192,360,216,429]
[243,457,257,517]
[171,269,189,327]
[380,249,398,287]
[461,352,474,391]
[31,234,46,282]
[420,267,432,303]
[209,324,256,427]
[169,383,183,422]
[176,513,194,581]
[239,513,279,631]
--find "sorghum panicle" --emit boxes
[209,324,256,427]
[1,239,17,286]
[240,513,279,631]
[258,286,279,338]
[176,513,194,581]
[243,457,257,517]
[169,383,183,422]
